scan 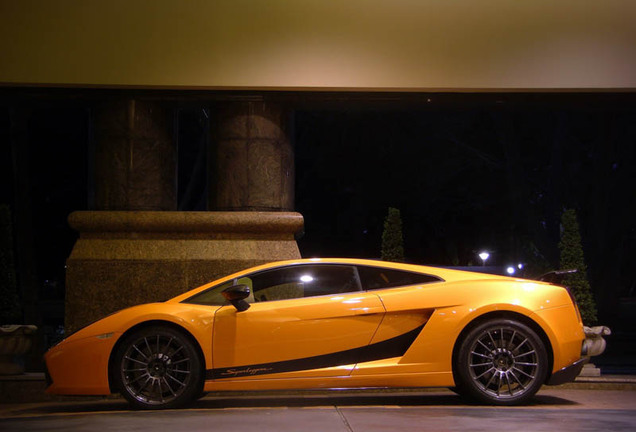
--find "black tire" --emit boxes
[454,319,548,405]
[114,326,203,410]
[447,386,463,396]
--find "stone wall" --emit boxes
[65,211,303,333]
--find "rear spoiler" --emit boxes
[537,269,577,284]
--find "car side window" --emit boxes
[184,280,234,305]
[183,276,253,306]
[250,265,360,302]
[357,266,441,290]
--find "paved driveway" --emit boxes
[1,389,635,432]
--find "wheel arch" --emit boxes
[451,310,554,386]
[107,320,206,394]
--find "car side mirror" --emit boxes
[222,284,251,312]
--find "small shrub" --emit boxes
[381,207,405,262]
[559,209,597,325]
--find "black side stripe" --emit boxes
[206,323,425,380]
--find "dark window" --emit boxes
[250,265,360,302]
[357,266,441,290]
[183,264,360,305]
[184,280,234,306]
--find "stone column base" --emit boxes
[65,211,303,333]
[579,363,602,377]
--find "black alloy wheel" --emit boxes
[114,326,203,409]
[455,318,548,405]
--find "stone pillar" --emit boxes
[64,99,303,334]
[65,211,303,333]
[210,101,294,211]
[93,99,176,210]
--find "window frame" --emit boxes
[182,263,445,306]
[182,263,364,306]
[355,265,444,291]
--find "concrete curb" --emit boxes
[1,373,635,404]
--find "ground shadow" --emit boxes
[5,390,579,417]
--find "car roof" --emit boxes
[168,257,529,303]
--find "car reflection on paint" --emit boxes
[44,258,596,409]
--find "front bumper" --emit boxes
[44,332,118,395]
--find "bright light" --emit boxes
[478,251,490,266]
[506,266,515,275]
[517,263,524,269]
[300,275,314,283]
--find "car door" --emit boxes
[210,264,385,380]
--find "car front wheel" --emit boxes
[455,318,548,405]
[114,326,203,409]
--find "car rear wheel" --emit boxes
[114,326,203,409]
[455,318,548,405]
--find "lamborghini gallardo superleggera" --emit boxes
[45,258,594,409]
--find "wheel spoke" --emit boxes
[477,339,491,352]
[512,366,535,379]
[513,337,528,354]
[124,356,147,366]
[487,331,497,348]
[170,357,191,365]
[162,377,177,397]
[504,372,513,395]
[515,350,536,358]
[127,372,150,385]
[496,373,502,396]
[509,370,525,389]
[149,378,158,399]
[144,337,153,355]
[470,351,493,360]
[132,345,149,361]
[157,377,164,403]
[123,367,147,373]
[165,337,174,352]
[474,366,496,380]
[470,361,493,367]
[166,372,187,388]
[138,376,152,392]
[507,331,517,350]
[484,370,497,389]
[515,361,538,367]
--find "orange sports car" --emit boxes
[44,258,597,409]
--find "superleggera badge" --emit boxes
[221,367,273,377]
